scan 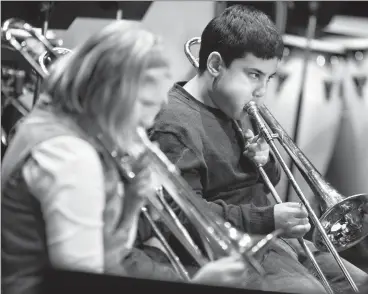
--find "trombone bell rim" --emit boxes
[313,193,368,252]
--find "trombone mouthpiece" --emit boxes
[243,101,258,115]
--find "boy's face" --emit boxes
[208,53,279,120]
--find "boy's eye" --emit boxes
[249,72,260,79]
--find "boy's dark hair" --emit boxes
[198,4,284,74]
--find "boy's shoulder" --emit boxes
[155,83,202,127]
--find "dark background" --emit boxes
[2,1,367,32]
[1,1,153,29]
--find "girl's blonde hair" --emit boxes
[43,20,167,140]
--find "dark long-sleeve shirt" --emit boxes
[150,82,281,239]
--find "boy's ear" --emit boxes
[207,51,224,78]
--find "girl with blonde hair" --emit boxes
[2,21,249,294]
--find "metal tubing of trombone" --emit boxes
[154,188,208,266]
[33,70,42,105]
[136,128,268,276]
[160,185,216,263]
[38,47,71,76]
[141,207,191,281]
[2,18,58,79]
[198,232,216,262]
[257,166,334,294]
[243,231,283,277]
[3,96,30,117]
[2,29,47,79]
[245,102,359,293]
[1,127,8,146]
[184,37,200,68]
[153,188,262,273]
[33,9,50,106]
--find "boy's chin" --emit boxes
[232,110,246,121]
[238,110,249,120]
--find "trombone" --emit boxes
[94,127,284,280]
[1,18,67,79]
[1,18,283,282]
[184,37,368,293]
[1,18,71,147]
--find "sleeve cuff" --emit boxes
[249,205,275,234]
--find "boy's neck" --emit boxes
[183,74,218,109]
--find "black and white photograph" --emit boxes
[1,1,368,294]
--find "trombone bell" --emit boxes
[313,193,368,252]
